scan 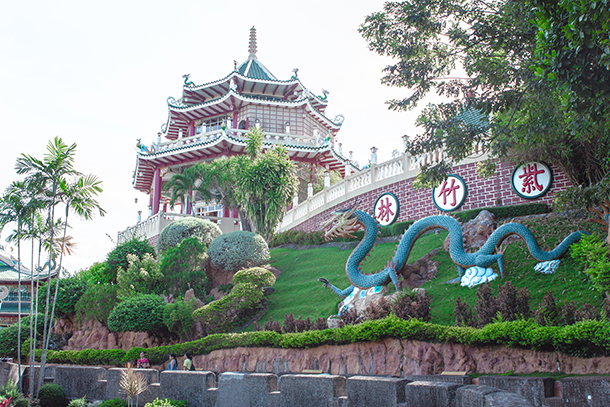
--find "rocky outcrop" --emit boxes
[52,316,175,351]
[398,248,440,288]
[444,209,496,251]
[192,338,610,377]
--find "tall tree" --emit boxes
[359,0,610,191]
[14,137,104,396]
[0,180,36,383]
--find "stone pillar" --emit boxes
[324,171,330,188]
[345,161,351,177]
[307,182,313,198]
[338,142,343,155]
[371,147,378,165]
[292,195,299,207]
[152,168,161,215]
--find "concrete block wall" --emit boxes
[6,363,610,407]
[293,160,571,234]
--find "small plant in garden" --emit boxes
[496,281,518,321]
[454,296,473,327]
[575,303,601,322]
[106,238,156,283]
[534,290,560,326]
[67,396,87,407]
[38,383,67,407]
[475,283,498,328]
[365,297,392,321]
[100,398,128,407]
[119,364,148,407]
[143,398,189,407]
[117,253,164,299]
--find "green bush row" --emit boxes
[24,316,610,366]
[453,203,549,223]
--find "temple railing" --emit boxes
[279,148,487,232]
[147,128,327,156]
[116,212,241,246]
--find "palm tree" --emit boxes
[15,137,105,396]
[163,165,199,215]
[42,174,104,360]
[0,180,38,386]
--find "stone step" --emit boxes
[545,396,563,407]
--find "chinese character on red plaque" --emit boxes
[432,174,467,211]
[374,192,400,226]
[511,162,553,199]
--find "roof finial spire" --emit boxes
[248,26,257,58]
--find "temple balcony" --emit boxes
[149,128,323,156]
[116,211,242,247]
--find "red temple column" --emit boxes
[152,168,161,215]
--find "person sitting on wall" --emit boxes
[183,352,195,371]
[136,351,150,369]
[167,353,177,370]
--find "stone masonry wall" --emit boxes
[294,160,571,233]
[7,362,610,407]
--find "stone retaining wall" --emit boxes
[5,363,610,407]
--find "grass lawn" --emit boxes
[255,215,603,328]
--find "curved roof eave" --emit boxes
[168,90,341,130]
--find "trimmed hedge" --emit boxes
[24,316,610,366]
[208,231,270,273]
[107,294,165,333]
[232,267,276,288]
[157,217,221,252]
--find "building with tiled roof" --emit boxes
[0,249,57,326]
[123,27,357,244]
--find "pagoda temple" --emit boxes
[132,27,356,223]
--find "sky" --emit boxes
[0,0,436,273]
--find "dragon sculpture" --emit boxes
[319,205,586,297]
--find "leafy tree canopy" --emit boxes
[359,0,610,194]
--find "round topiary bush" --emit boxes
[208,231,270,273]
[232,267,276,288]
[157,217,222,252]
[100,398,128,407]
[38,383,67,407]
[107,294,165,333]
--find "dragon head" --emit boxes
[321,203,361,241]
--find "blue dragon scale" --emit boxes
[319,206,586,297]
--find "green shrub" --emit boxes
[571,233,610,295]
[67,396,87,407]
[79,261,113,285]
[157,217,221,252]
[453,203,548,223]
[100,399,128,407]
[24,316,610,365]
[208,231,270,273]
[117,253,164,299]
[37,275,89,318]
[0,315,44,359]
[106,239,156,283]
[193,283,265,334]
[163,299,196,339]
[14,398,30,407]
[38,383,67,407]
[232,267,276,288]
[107,294,165,333]
[159,237,210,299]
[144,398,189,407]
[75,284,119,325]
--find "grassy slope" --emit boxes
[257,216,602,327]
